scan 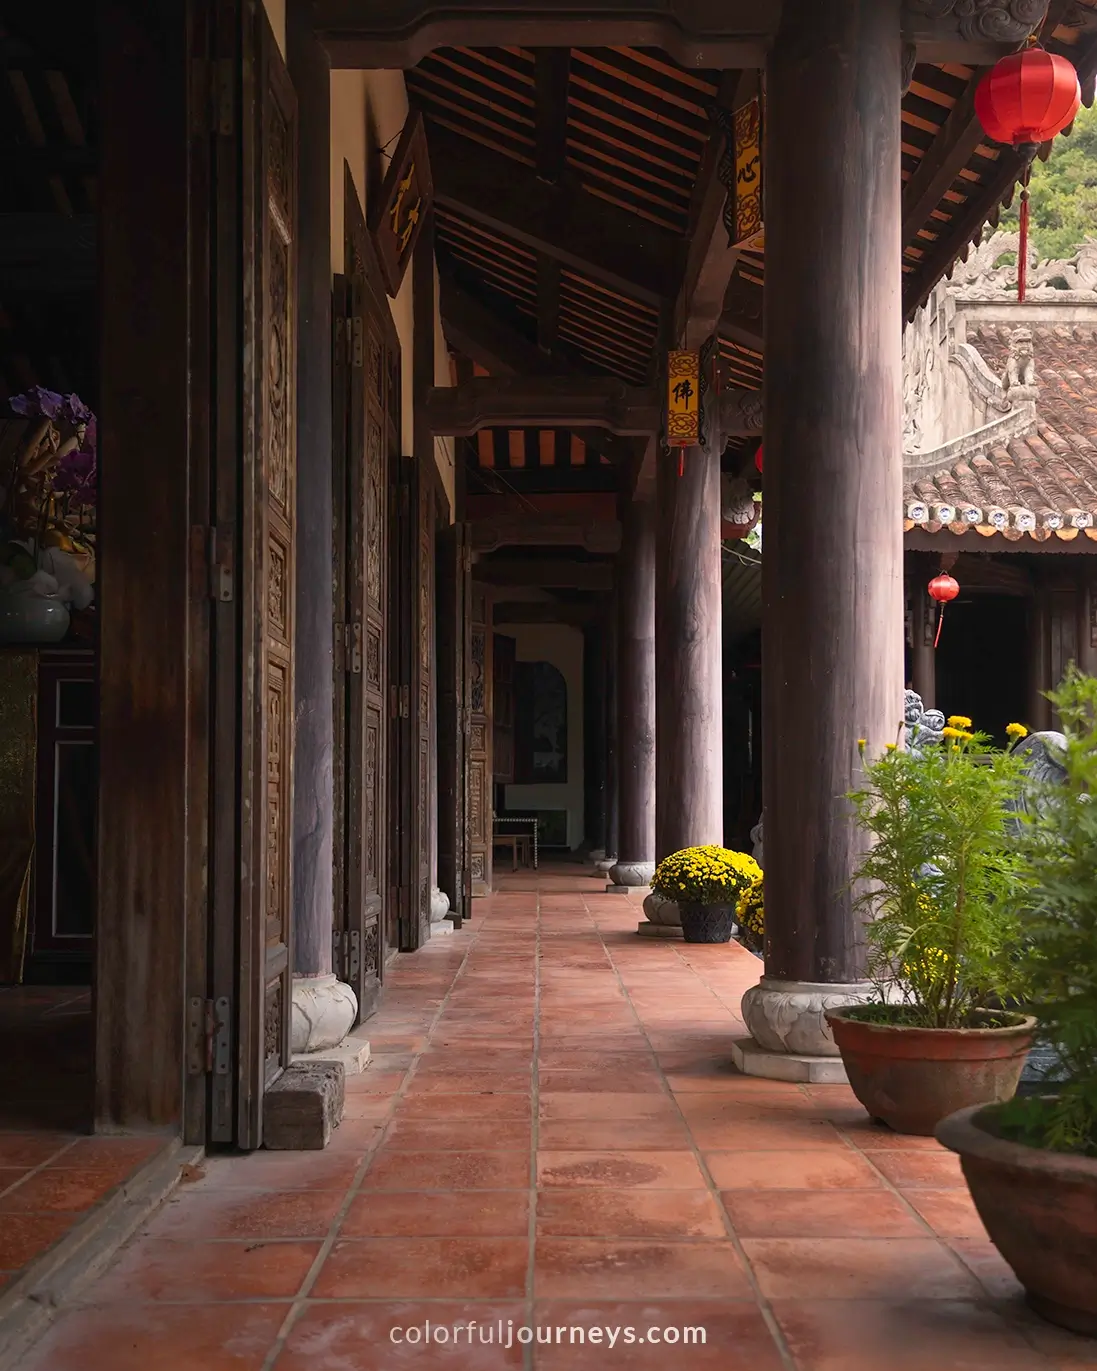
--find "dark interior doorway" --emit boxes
[935,593,1029,747]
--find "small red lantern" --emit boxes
[754,443,763,474]
[928,572,960,649]
[975,47,1080,301]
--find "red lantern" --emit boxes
[754,443,763,474]
[975,48,1080,301]
[928,572,960,649]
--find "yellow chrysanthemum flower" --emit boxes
[1006,722,1029,740]
[947,715,972,729]
[941,726,962,739]
[884,742,897,752]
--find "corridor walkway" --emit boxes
[19,873,1096,1370]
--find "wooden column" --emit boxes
[287,1,334,978]
[908,554,937,710]
[1028,572,1052,732]
[97,0,195,1130]
[760,0,904,993]
[582,622,607,853]
[655,441,723,858]
[610,496,656,886]
[604,609,619,861]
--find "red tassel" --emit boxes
[934,603,945,649]
[1018,169,1030,304]
[678,449,685,477]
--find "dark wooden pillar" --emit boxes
[288,2,334,977]
[582,622,607,852]
[761,0,904,991]
[1028,571,1052,731]
[655,444,723,858]
[97,0,195,1130]
[908,554,936,710]
[604,608,619,861]
[610,496,655,886]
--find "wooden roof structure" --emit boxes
[385,3,1097,500]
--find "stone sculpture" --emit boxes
[904,690,946,753]
[1002,325,1039,403]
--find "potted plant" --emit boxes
[937,670,1097,1337]
[651,845,760,944]
[824,718,1036,1135]
[736,876,764,957]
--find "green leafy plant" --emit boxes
[1000,669,1097,1157]
[652,845,759,906]
[848,720,1030,1029]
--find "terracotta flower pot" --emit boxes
[678,902,736,944]
[824,1007,1036,1135]
[937,1103,1097,1336]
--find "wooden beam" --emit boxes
[468,463,621,494]
[314,0,1037,70]
[494,600,605,627]
[440,269,558,377]
[427,376,661,436]
[428,123,680,307]
[471,517,622,554]
[476,558,614,590]
[534,48,570,184]
[537,255,561,355]
[431,375,761,437]
[901,70,990,251]
[674,71,749,350]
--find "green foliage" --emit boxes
[999,103,1097,261]
[652,845,760,906]
[849,724,1030,1029]
[1000,669,1097,1157]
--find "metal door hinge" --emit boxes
[334,621,345,673]
[390,684,399,719]
[347,622,362,674]
[347,929,361,982]
[400,683,410,718]
[187,996,231,1075]
[351,316,363,368]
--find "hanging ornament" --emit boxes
[754,443,763,474]
[974,44,1080,302]
[928,572,960,649]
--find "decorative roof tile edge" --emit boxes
[903,401,1037,482]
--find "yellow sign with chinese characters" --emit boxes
[666,351,700,446]
[733,97,764,250]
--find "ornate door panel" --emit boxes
[388,452,434,950]
[235,11,297,1149]
[469,585,494,897]
[436,522,471,918]
[338,172,391,1012]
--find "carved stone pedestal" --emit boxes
[291,974,358,1054]
[430,886,453,935]
[609,860,654,888]
[733,977,878,1083]
[637,891,682,938]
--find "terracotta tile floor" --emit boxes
[16,871,1097,1369]
[0,986,168,1294]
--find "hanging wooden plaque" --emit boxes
[369,111,433,298]
[666,351,700,447]
[733,97,764,251]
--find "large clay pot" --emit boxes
[825,1007,1036,1135]
[679,901,736,944]
[937,1103,1097,1336]
[0,584,70,643]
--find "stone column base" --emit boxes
[291,974,358,1055]
[740,976,877,1058]
[609,859,654,888]
[730,1036,849,1084]
[430,887,450,922]
[593,854,617,875]
[636,891,681,937]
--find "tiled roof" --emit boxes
[903,324,1097,544]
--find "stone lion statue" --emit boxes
[1002,326,1038,400]
[904,690,945,754]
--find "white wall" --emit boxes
[329,69,454,515]
[502,625,585,850]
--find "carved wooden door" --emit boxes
[388,452,434,950]
[234,12,297,1149]
[469,585,494,896]
[334,170,392,1015]
[436,522,471,918]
